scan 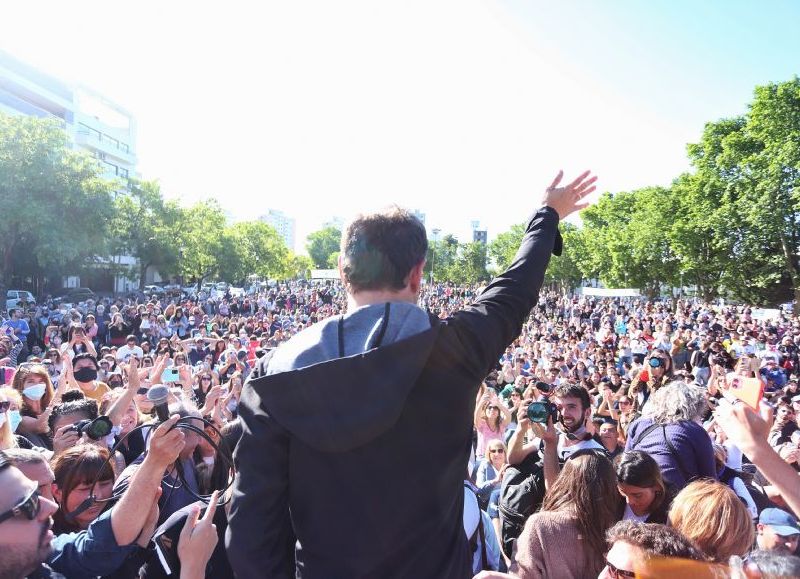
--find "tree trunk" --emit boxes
[138,261,149,290]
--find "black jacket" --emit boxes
[226,207,562,579]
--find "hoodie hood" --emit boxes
[249,302,439,452]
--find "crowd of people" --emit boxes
[1,265,800,576]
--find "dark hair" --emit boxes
[542,453,620,574]
[72,352,99,370]
[340,206,428,292]
[615,451,667,513]
[606,520,705,561]
[0,450,9,474]
[553,382,591,412]
[746,550,800,576]
[51,445,114,533]
[48,393,98,433]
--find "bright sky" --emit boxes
[1,0,798,250]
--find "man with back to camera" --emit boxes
[226,170,597,578]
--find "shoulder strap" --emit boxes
[631,422,662,448]
[477,511,489,570]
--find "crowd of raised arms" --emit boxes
[1,280,800,578]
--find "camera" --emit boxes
[71,416,113,441]
[527,400,559,424]
[533,380,552,393]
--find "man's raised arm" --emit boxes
[450,170,597,378]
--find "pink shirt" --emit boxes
[476,420,504,458]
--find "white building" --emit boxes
[0,49,140,293]
[260,209,296,252]
[0,49,137,183]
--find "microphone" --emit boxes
[147,385,171,423]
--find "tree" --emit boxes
[488,224,526,272]
[544,223,586,291]
[176,200,227,285]
[112,179,183,289]
[221,221,292,284]
[306,226,341,269]
[0,113,116,288]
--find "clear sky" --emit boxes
[1,0,798,250]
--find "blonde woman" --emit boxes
[668,479,755,563]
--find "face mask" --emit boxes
[73,367,98,383]
[23,383,46,400]
[9,410,21,433]
[0,412,5,428]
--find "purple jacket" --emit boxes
[626,417,717,490]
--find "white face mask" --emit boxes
[23,383,46,401]
[9,410,21,432]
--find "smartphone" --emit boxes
[161,368,180,383]
[725,374,765,409]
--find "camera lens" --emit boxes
[527,402,550,423]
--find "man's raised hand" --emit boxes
[542,170,597,220]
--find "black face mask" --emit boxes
[74,367,98,383]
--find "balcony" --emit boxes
[74,128,136,165]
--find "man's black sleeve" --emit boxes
[448,206,561,378]
[225,359,295,579]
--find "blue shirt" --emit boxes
[49,508,138,579]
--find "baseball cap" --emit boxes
[759,508,800,536]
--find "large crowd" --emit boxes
[1,279,800,578]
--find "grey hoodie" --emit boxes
[267,301,431,375]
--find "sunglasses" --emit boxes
[489,448,505,454]
[0,489,40,525]
[619,400,632,406]
[487,406,499,411]
[136,387,149,395]
[604,559,635,578]
[0,400,9,412]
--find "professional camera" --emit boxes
[70,416,113,441]
[526,400,559,424]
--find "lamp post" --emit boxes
[431,228,441,285]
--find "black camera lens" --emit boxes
[74,416,113,441]
[527,401,556,424]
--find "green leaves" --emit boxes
[0,113,116,284]
[306,226,341,269]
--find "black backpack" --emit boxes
[497,452,546,558]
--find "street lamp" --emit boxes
[431,228,441,285]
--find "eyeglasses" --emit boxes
[489,448,505,454]
[0,489,40,525]
[619,400,631,406]
[604,559,636,578]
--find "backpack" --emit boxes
[497,453,546,558]
[464,482,506,573]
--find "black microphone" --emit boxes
[147,385,171,423]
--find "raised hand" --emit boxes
[542,170,598,220]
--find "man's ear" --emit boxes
[407,260,426,294]
[52,483,62,504]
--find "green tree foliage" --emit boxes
[220,221,292,283]
[306,226,341,269]
[176,200,227,285]
[0,113,116,286]
[489,221,586,291]
[112,179,183,289]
